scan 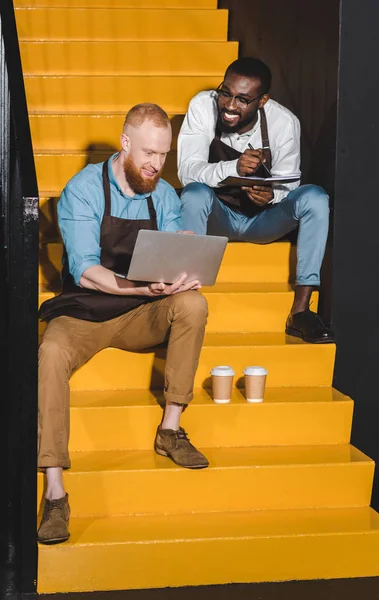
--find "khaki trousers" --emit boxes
[38,291,208,469]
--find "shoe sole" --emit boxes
[285,327,335,344]
[154,445,209,469]
[38,534,70,545]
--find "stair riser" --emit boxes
[20,41,238,75]
[31,114,183,153]
[69,401,353,451]
[34,151,180,192]
[38,291,303,333]
[39,240,296,284]
[25,76,221,113]
[15,9,228,41]
[66,344,335,390]
[15,0,218,7]
[39,290,312,334]
[37,463,373,517]
[37,531,379,593]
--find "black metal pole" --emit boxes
[0,0,39,597]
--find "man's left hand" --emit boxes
[242,185,274,207]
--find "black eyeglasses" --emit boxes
[216,84,264,108]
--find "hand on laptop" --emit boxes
[143,273,201,297]
[176,230,195,234]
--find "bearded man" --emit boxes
[178,57,334,344]
[38,103,209,545]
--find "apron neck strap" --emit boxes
[259,107,272,170]
[102,159,112,217]
[146,195,157,221]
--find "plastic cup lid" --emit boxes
[210,365,235,377]
[243,366,268,376]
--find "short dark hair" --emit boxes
[225,57,272,94]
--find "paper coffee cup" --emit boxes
[243,366,268,403]
[210,366,235,404]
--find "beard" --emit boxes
[123,154,162,195]
[217,105,259,134]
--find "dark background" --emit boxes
[219,0,379,511]
[218,0,340,196]
[332,0,379,509]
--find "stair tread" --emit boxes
[67,445,371,473]
[70,387,350,408]
[42,507,379,546]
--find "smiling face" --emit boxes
[121,120,172,194]
[217,72,269,134]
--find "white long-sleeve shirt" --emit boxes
[177,90,301,204]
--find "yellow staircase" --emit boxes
[15,0,379,593]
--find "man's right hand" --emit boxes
[142,273,201,297]
[237,148,264,177]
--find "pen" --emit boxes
[247,143,272,177]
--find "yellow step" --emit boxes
[34,150,180,191]
[16,0,218,8]
[36,331,335,389]
[30,113,184,152]
[39,285,317,334]
[15,8,228,41]
[37,507,379,593]
[68,388,353,452]
[20,41,238,75]
[24,75,220,113]
[37,445,374,517]
[39,240,296,284]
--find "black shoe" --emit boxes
[285,310,334,344]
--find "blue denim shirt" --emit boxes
[58,153,183,285]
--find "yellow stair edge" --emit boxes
[37,445,374,517]
[67,388,353,451]
[38,507,379,592]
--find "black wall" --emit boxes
[219,0,379,506]
[333,0,379,509]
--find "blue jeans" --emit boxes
[180,183,329,286]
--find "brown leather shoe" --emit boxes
[154,426,209,469]
[38,494,70,544]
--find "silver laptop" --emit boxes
[126,230,228,286]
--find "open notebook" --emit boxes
[221,174,301,187]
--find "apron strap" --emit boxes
[146,195,157,222]
[259,107,272,170]
[102,159,112,217]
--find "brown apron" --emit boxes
[40,159,157,322]
[209,107,272,217]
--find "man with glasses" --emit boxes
[177,57,333,343]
